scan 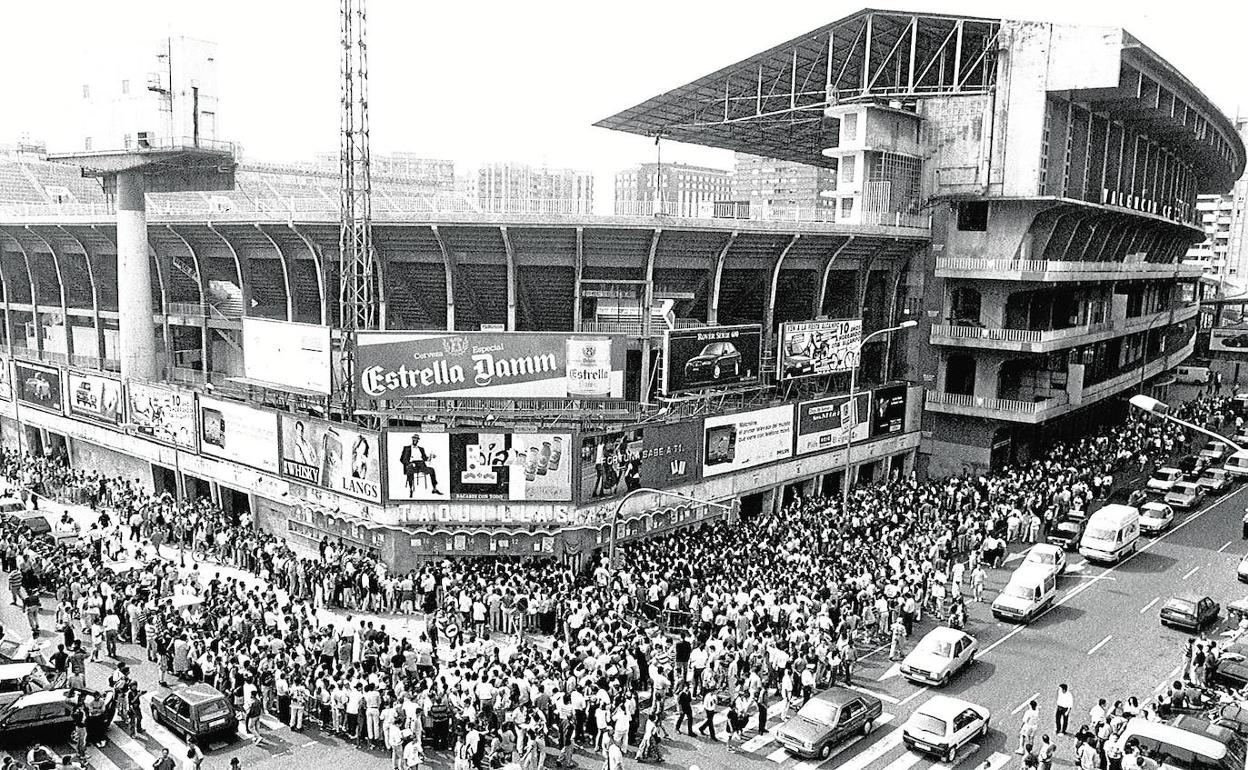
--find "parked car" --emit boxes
[1046,514,1087,551]
[1140,502,1175,534]
[683,342,742,385]
[1177,455,1210,479]
[1212,643,1248,690]
[1200,441,1233,464]
[774,688,883,760]
[1198,467,1234,494]
[1165,481,1206,510]
[902,695,991,763]
[1147,468,1184,494]
[1160,595,1220,633]
[149,683,238,744]
[0,687,115,740]
[1021,543,1067,578]
[0,497,23,516]
[901,627,978,686]
[0,663,51,709]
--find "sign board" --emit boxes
[1210,327,1248,354]
[13,361,63,414]
[871,384,908,437]
[446,432,574,502]
[661,324,763,395]
[126,381,197,449]
[701,404,795,477]
[198,396,280,473]
[578,421,701,501]
[356,331,626,400]
[278,414,382,502]
[242,318,332,394]
[778,319,862,380]
[0,357,11,402]
[66,371,123,425]
[795,392,871,455]
[385,431,451,501]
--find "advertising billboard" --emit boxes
[1210,327,1248,354]
[779,319,863,380]
[278,415,382,502]
[0,357,10,402]
[871,384,908,437]
[796,392,872,455]
[701,404,795,478]
[127,382,197,450]
[356,331,626,401]
[199,396,280,473]
[661,325,763,395]
[446,432,574,502]
[386,431,451,501]
[242,318,333,394]
[578,421,701,500]
[66,371,123,425]
[13,361,63,414]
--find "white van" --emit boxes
[1175,364,1212,385]
[1225,451,1248,479]
[1109,717,1245,770]
[991,565,1057,623]
[1079,504,1140,563]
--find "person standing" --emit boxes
[1038,735,1057,770]
[697,689,718,742]
[675,684,694,736]
[1055,684,1073,735]
[152,749,175,770]
[1018,700,1038,755]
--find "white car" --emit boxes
[900,627,977,686]
[1164,481,1205,510]
[1238,553,1248,584]
[902,695,991,763]
[1146,468,1183,494]
[1140,502,1175,534]
[1198,467,1234,494]
[1200,441,1232,463]
[1021,543,1066,577]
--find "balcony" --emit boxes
[929,303,1199,353]
[934,258,1204,282]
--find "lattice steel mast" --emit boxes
[339,0,376,416]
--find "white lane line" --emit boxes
[1088,635,1113,655]
[1012,692,1041,715]
[899,686,928,707]
[767,746,790,763]
[85,746,126,770]
[1183,566,1201,579]
[879,751,925,770]
[808,726,904,770]
[845,682,901,704]
[935,743,981,769]
[1140,597,1160,614]
[109,725,160,766]
[1220,540,1233,553]
[741,732,776,752]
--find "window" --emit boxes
[841,156,856,183]
[83,137,92,151]
[840,198,854,218]
[121,79,129,95]
[81,84,90,99]
[842,112,859,141]
[957,201,989,231]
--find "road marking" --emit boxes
[85,745,128,770]
[879,663,903,681]
[974,752,1014,770]
[807,726,904,770]
[108,725,160,767]
[741,732,776,752]
[1220,540,1234,553]
[1141,597,1160,613]
[845,682,901,704]
[1183,566,1201,579]
[1088,635,1113,655]
[880,751,925,770]
[260,714,285,731]
[1012,692,1041,715]
[767,746,790,763]
[935,743,982,768]
[899,686,929,706]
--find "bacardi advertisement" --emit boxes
[795,392,871,455]
[579,422,701,500]
[356,331,626,400]
[447,432,573,502]
[279,414,382,503]
[14,361,63,414]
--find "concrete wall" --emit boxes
[69,437,152,492]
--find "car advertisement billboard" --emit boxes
[661,324,762,395]
[386,431,451,501]
[578,421,701,500]
[778,319,863,380]
[278,414,382,502]
[795,392,872,455]
[127,381,197,450]
[1210,327,1248,354]
[701,404,795,478]
[66,371,123,425]
[13,361,63,414]
[871,384,908,437]
[243,318,333,394]
[199,396,280,473]
[446,432,574,502]
[356,331,626,401]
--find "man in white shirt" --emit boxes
[1055,684,1073,734]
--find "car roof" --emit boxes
[1157,467,1182,474]
[809,686,874,708]
[921,626,971,644]
[0,663,40,679]
[167,683,230,705]
[1142,502,1169,510]
[915,694,981,718]
[1168,595,1207,605]
[7,689,73,708]
[1026,544,1061,555]
[1119,717,1230,758]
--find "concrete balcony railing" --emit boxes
[924,390,1070,424]
[929,303,1199,353]
[934,257,1204,282]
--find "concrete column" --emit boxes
[116,171,156,381]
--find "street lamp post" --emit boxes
[608,487,733,576]
[841,320,918,516]
[1128,394,1245,453]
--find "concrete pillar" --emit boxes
[116,171,156,381]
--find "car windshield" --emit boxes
[1055,522,1079,534]
[1167,599,1196,613]
[797,699,838,724]
[910,713,948,735]
[199,701,230,719]
[1143,507,1167,518]
[918,639,954,658]
[1004,582,1034,599]
[1026,551,1054,565]
[1151,471,1175,481]
[1085,526,1116,540]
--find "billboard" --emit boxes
[446,432,574,502]
[386,431,451,501]
[701,404,795,478]
[66,372,123,425]
[661,325,763,395]
[242,318,333,394]
[578,422,701,500]
[779,319,863,380]
[356,331,626,400]
[278,415,382,502]
[871,384,908,437]
[0,357,10,402]
[13,361,63,414]
[796,392,872,455]
[127,382,197,450]
[199,396,280,473]
[1210,327,1248,354]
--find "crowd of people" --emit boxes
[0,391,1239,770]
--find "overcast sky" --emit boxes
[3,0,1247,182]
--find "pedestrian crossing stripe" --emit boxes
[795,724,904,770]
[880,750,925,770]
[761,713,897,766]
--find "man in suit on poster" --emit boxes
[399,434,442,496]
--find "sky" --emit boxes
[2,0,1247,187]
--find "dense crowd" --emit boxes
[0,392,1238,770]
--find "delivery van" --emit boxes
[1226,451,1248,479]
[1175,364,1211,385]
[1079,504,1140,564]
[991,565,1057,623]
[1108,717,1245,770]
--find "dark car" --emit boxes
[1177,455,1210,479]
[1046,515,1087,551]
[683,342,741,385]
[1160,595,1220,633]
[150,683,238,744]
[774,687,883,760]
[1212,644,1248,690]
[0,688,115,740]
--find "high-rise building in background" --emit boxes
[613,162,731,216]
[732,153,837,215]
[313,151,456,196]
[1185,117,1248,294]
[476,161,594,214]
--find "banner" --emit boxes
[0,357,10,402]
[199,396,279,473]
[779,319,863,379]
[1210,327,1248,353]
[578,421,701,501]
[662,325,763,394]
[447,432,573,502]
[871,384,908,437]
[278,415,382,502]
[243,318,332,394]
[701,404,794,477]
[66,372,123,425]
[13,361,63,414]
[796,392,872,455]
[127,382,197,450]
[386,431,451,501]
[357,331,626,400]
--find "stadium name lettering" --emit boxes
[362,352,560,396]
